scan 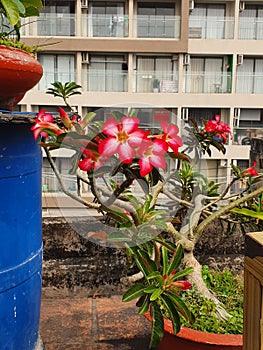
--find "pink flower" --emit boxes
[204,116,232,144]
[98,117,146,164]
[160,122,182,154]
[78,148,108,171]
[172,281,191,291]
[138,139,167,177]
[205,119,218,133]
[241,162,259,177]
[31,110,64,140]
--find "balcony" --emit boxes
[134,71,178,93]
[28,13,76,36]
[238,17,263,40]
[83,69,128,92]
[188,16,234,39]
[184,72,231,93]
[135,15,180,38]
[236,73,263,94]
[81,14,129,37]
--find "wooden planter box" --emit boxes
[243,232,263,350]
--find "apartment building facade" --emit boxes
[19,0,263,191]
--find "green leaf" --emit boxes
[167,244,184,275]
[160,294,181,334]
[150,287,163,301]
[149,303,164,348]
[143,194,153,214]
[161,246,169,276]
[144,285,158,294]
[164,292,194,323]
[1,0,22,25]
[108,231,132,243]
[122,283,145,302]
[138,295,151,315]
[147,271,163,281]
[79,112,96,129]
[169,267,194,282]
[138,250,158,273]
[231,208,263,220]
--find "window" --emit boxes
[189,4,226,39]
[38,0,75,36]
[233,109,263,145]
[136,56,178,93]
[236,58,263,94]
[88,1,126,37]
[185,57,229,93]
[239,5,263,40]
[88,55,127,92]
[137,2,176,38]
[38,54,75,90]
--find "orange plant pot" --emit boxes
[0,45,43,110]
[144,312,243,350]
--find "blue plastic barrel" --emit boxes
[0,122,42,350]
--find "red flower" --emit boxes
[78,148,108,171]
[241,162,259,177]
[31,110,64,140]
[98,117,146,164]
[204,115,232,144]
[160,122,183,154]
[138,139,167,177]
[172,281,191,291]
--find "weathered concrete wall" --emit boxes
[42,217,245,296]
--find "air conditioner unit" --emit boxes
[81,52,89,64]
[81,0,88,9]
[189,0,195,11]
[183,54,190,66]
[220,159,227,167]
[181,108,189,121]
[237,54,243,65]
[239,1,245,12]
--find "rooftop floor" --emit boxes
[40,291,155,350]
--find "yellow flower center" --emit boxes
[117,130,129,143]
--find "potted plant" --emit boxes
[0,0,43,110]
[0,1,43,349]
[31,87,263,348]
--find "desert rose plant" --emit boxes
[31,83,263,347]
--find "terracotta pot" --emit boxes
[0,45,43,110]
[144,312,243,350]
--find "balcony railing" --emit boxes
[81,14,128,37]
[188,16,234,39]
[83,70,128,92]
[184,72,232,93]
[236,73,263,94]
[134,71,178,93]
[135,15,180,38]
[239,17,263,39]
[28,13,76,36]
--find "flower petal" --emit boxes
[98,137,119,156]
[139,158,152,177]
[102,118,119,136]
[121,117,140,134]
[118,142,135,163]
